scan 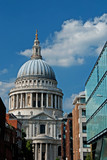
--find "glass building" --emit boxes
[85,42,107,160]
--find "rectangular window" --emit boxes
[82,122,86,133]
[82,109,86,117]
[80,98,85,104]
[40,125,45,134]
[83,137,87,148]
[83,137,90,148]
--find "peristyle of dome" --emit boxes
[17,59,56,80]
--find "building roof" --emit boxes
[73,92,85,105]
[17,59,56,80]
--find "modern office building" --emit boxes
[85,42,107,159]
[8,31,63,160]
[61,113,73,160]
[72,92,91,160]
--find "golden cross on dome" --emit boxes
[35,29,38,40]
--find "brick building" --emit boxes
[61,113,73,160]
[4,122,17,160]
[72,92,91,160]
[6,113,22,149]
[0,97,6,160]
[0,97,22,160]
[0,97,18,160]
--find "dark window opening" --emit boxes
[58,146,61,156]
[82,109,86,117]
[59,135,61,138]
[43,93,46,107]
[82,123,86,133]
[53,94,55,108]
[40,125,45,134]
[83,137,90,148]
[36,48,38,53]
[38,93,41,107]
[33,101,36,107]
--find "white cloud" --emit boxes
[0,68,8,75]
[63,94,77,113]
[63,91,85,113]
[0,81,14,110]
[20,14,107,67]
[20,49,32,57]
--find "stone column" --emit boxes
[60,97,62,110]
[31,93,33,107]
[54,124,56,139]
[35,143,38,160]
[49,144,52,160]
[14,95,16,109]
[55,95,57,109]
[20,94,23,108]
[46,93,48,107]
[29,124,32,137]
[45,144,48,160]
[37,123,39,135]
[36,93,38,108]
[9,97,11,110]
[52,124,54,137]
[26,127,29,138]
[13,95,15,109]
[54,145,57,160]
[33,124,35,137]
[25,93,27,107]
[46,123,48,135]
[16,94,19,109]
[40,143,42,160]
[32,123,33,136]
[41,93,43,107]
[51,94,53,108]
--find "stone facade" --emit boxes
[9,32,63,160]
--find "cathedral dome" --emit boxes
[17,31,56,81]
[17,59,56,80]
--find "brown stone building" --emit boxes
[61,113,73,160]
[72,92,90,160]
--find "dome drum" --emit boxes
[15,77,57,89]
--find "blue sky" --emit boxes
[0,0,107,112]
